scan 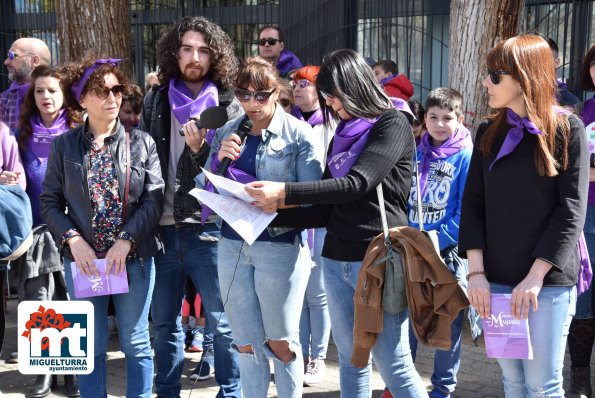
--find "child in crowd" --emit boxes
[408,87,473,398]
[407,99,426,142]
[372,59,414,101]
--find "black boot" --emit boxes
[28,374,52,398]
[569,366,592,398]
[64,375,80,397]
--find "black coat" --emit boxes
[40,122,165,260]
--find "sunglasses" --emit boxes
[234,88,276,103]
[258,38,281,46]
[90,84,126,99]
[7,51,33,61]
[278,98,292,108]
[488,69,511,85]
[290,79,312,89]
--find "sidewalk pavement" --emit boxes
[1,296,593,397]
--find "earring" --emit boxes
[519,87,523,95]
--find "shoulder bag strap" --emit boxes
[123,131,131,224]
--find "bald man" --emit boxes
[0,37,51,130]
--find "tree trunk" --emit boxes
[55,0,132,77]
[448,0,524,131]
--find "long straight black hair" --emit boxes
[316,49,393,126]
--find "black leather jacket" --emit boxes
[40,122,165,260]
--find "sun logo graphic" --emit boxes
[18,301,94,374]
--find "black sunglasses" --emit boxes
[92,84,126,99]
[234,88,276,103]
[258,38,281,46]
[488,69,511,85]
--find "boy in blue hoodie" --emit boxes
[408,87,472,398]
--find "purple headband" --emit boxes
[71,58,123,102]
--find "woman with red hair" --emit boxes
[460,34,588,397]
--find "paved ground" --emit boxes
[1,296,593,397]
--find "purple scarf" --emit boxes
[580,98,595,133]
[327,117,379,178]
[168,78,218,125]
[276,50,302,77]
[291,107,324,126]
[30,109,69,159]
[390,97,414,119]
[71,58,123,102]
[489,108,545,171]
[417,126,473,195]
[8,82,30,125]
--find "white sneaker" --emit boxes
[303,358,326,386]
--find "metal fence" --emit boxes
[1,0,593,102]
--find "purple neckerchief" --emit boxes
[30,109,69,159]
[200,152,257,224]
[390,97,414,119]
[291,106,324,126]
[71,58,123,102]
[168,78,218,125]
[8,82,30,125]
[380,74,398,86]
[489,108,544,171]
[490,107,572,171]
[557,79,568,90]
[327,116,379,178]
[276,50,302,76]
[577,232,593,295]
[417,125,473,195]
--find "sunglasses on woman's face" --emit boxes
[91,84,125,99]
[234,88,276,103]
[488,69,511,85]
[290,79,311,89]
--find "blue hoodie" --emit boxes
[408,133,472,250]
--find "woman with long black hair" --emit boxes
[246,49,426,398]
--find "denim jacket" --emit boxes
[200,105,324,236]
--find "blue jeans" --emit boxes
[409,245,468,395]
[151,224,240,398]
[218,237,310,398]
[300,228,331,359]
[64,257,155,398]
[322,257,426,398]
[490,283,576,398]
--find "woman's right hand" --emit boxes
[68,236,98,277]
[0,170,21,185]
[467,274,491,319]
[217,133,243,163]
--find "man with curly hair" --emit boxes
[140,16,242,398]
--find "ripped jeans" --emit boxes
[217,236,310,398]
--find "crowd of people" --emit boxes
[0,14,593,398]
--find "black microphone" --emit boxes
[179,106,229,136]
[217,117,253,176]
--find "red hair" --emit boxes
[480,34,570,176]
[293,66,320,83]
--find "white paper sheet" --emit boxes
[189,169,277,245]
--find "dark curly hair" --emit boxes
[17,65,82,149]
[122,84,145,114]
[156,16,238,89]
[60,58,131,113]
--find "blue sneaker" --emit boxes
[188,326,204,352]
[189,348,215,381]
[429,389,450,398]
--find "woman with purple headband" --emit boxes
[40,58,164,398]
[14,64,82,398]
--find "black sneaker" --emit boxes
[189,349,215,381]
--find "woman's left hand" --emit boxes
[511,259,552,319]
[245,181,286,209]
[105,239,132,275]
